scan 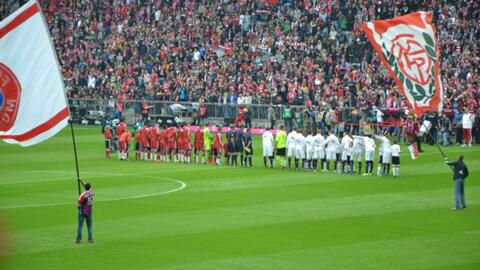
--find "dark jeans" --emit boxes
[77,210,93,241]
[428,128,437,145]
[270,119,276,129]
[456,127,463,144]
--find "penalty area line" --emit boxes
[0,174,187,209]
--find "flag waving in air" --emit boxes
[362,12,442,117]
[0,0,69,146]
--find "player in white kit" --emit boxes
[354,135,376,175]
[390,138,401,177]
[375,134,392,176]
[286,129,297,169]
[352,136,365,174]
[340,132,353,174]
[294,129,307,171]
[262,128,274,168]
[305,131,314,171]
[324,130,340,172]
[312,130,325,172]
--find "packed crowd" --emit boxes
[1,0,478,112]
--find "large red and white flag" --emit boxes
[362,12,443,117]
[0,0,69,146]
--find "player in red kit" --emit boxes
[194,125,204,164]
[104,125,112,158]
[183,123,192,163]
[135,129,141,160]
[177,123,185,163]
[140,124,150,160]
[167,126,178,162]
[119,131,132,160]
[158,126,167,161]
[76,179,94,244]
[149,124,160,161]
[212,128,223,166]
[115,120,127,157]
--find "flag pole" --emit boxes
[420,120,453,171]
[36,1,82,195]
[69,120,82,195]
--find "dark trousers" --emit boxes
[456,127,463,144]
[77,211,93,241]
[270,119,276,129]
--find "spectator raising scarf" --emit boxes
[362,12,443,118]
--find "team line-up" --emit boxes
[104,121,401,177]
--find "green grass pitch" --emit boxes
[0,126,479,270]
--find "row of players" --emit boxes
[103,121,401,177]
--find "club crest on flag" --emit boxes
[362,12,442,117]
[0,63,21,132]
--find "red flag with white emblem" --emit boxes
[0,0,69,146]
[362,12,443,118]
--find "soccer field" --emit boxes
[0,126,479,270]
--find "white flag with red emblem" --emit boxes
[0,0,69,146]
[362,12,443,117]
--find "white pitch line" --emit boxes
[0,174,187,209]
[0,174,123,186]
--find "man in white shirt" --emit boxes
[294,130,306,171]
[324,130,340,172]
[286,129,297,169]
[375,134,392,176]
[305,131,314,171]
[352,136,365,174]
[462,111,474,147]
[262,128,274,168]
[312,130,325,172]
[340,132,353,173]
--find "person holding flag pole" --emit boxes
[0,0,91,243]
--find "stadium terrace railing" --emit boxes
[68,98,407,127]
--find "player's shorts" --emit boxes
[263,145,273,157]
[392,156,400,165]
[336,153,341,161]
[105,139,111,149]
[119,142,127,152]
[382,152,392,164]
[295,148,305,159]
[306,148,314,160]
[287,146,296,157]
[213,148,221,157]
[244,147,253,156]
[135,141,140,151]
[353,151,363,162]
[204,144,211,152]
[150,142,158,151]
[227,143,236,153]
[312,148,324,160]
[378,155,383,164]
[326,150,336,160]
[365,149,374,161]
[236,143,244,153]
[276,147,286,157]
[341,151,350,161]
